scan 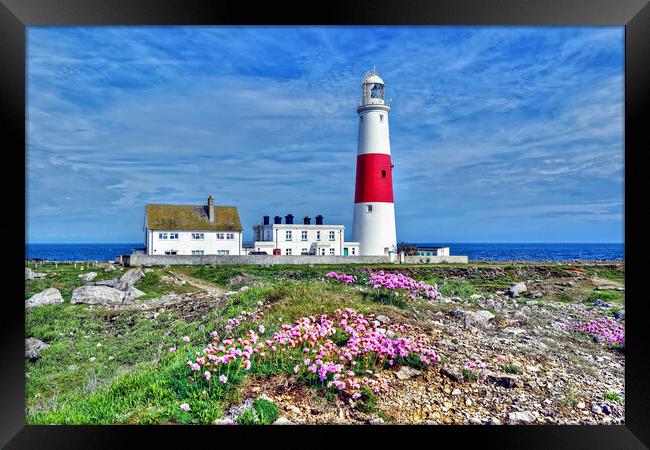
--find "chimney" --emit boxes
[274,216,282,224]
[303,216,311,225]
[315,214,323,225]
[263,215,270,225]
[285,214,294,224]
[208,195,215,223]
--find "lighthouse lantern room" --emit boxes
[352,68,397,256]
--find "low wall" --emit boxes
[121,254,469,266]
[403,255,469,264]
[123,254,391,266]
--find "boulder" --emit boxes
[71,285,126,305]
[26,288,64,308]
[508,411,535,424]
[452,308,495,330]
[125,287,146,301]
[395,366,421,380]
[375,314,391,324]
[115,268,145,291]
[486,372,523,388]
[25,337,48,361]
[25,267,34,281]
[98,263,117,272]
[79,272,98,282]
[507,282,527,297]
[95,278,118,287]
[368,418,385,425]
[273,417,294,425]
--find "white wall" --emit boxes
[352,202,397,256]
[147,229,242,255]
[253,224,355,255]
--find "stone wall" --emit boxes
[123,254,392,266]
[403,255,469,264]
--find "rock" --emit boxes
[273,417,294,425]
[71,285,126,305]
[376,314,390,324]
[577,401,585,409]
[507,282,527,297]
[98,263,116,272]
[440,367,463,382]
[591,405,602,415]
[124,287,146,301]
[614,309,625,319]
[508,411,535,424]
[469,417,482,425]
[451,389,461,396]
[486,372,523,388]
[286,405,301,415]
[395,366,421,380]
[115,268,145,291]
[603,405,611,415]
[595,286,623,291]
[490,418,502,425]
[502,327,526,335]
[25,337,48,361]
[452,308,494,330]
[25,288,64,308]
[95,278,118,287]
[213,418,235,425]
[25,267,34,281]
[368,418,385,425]
[78,272,98,282]
[593,299,611,308]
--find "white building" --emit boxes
[144,196,243,256]
[415,246,450,257]
[352,68,397,256]
[251,214,360,256]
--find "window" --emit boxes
[320,248,326,255]
[164,250,177,255]
[352,248,356,255]
[169,233,179,240]
[191,233,204,240]
[159,233,168,239]
[366,205,373,213]
[192,250,204,256]
[217,250,229,255]
[226,233,234,240]
[216,233,225,239]
[301,231,308,241]
[379,114,384,122]
[301,248,308,255]
[381,170,386,178]
[285,248,292,255]
[285,231,292,241]
[316,231,321,241]
[329,231,335,241]
[329,248,335,255]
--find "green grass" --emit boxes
[585,289,624,305]
[26,265,122,302]
[236,398,279,425]
[133,271,198,300]
[462,368,477,382]
[504,364,519,375]
[603,391,622,403]
[425,279,476,298]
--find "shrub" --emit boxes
[252,398,279,424]
[603,391,622,403]
[504,364,519,374]
[354,387,377,413]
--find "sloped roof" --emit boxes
[145,204,243,232]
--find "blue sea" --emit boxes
[25,243,624,262]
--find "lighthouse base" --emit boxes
[352,202,397,256]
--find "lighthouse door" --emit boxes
[344,248,349,256]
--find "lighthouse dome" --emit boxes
[360,67,387,107]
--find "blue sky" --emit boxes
[26,26,624,244]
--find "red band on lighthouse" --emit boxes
[354,153,394,203]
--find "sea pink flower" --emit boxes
[169,347,177,353]
[182,336,190,343]
[219,375,228,383]
[180,403,190,412]
[258,325,265,334]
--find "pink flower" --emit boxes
[182,336,190,343]
[180,403,190,412]
[203,371,211,380]
[258,325,265,334]
[219,375,228,383]
[496,355,505,361]
[169,347,176,353]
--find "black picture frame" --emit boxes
[2,0,648,448]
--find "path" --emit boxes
[168,269,227,296]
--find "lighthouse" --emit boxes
[352,68,397,256]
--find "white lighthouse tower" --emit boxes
[352,68,397,256]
